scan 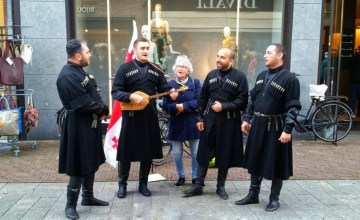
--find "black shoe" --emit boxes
[81,197,109,206]
[65,207,79,220]
[235,193,259,205]
[192,179,206,188]
[182,185,203,196]
[138,184,151,197]
[175,178,185,187]
[265,178,282,211]
[216,186,229,200]
[117,185,127,198]
[266,200,280,211]
[81,186,109,206]
[65,186,80,219]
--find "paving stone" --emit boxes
[2,141,360,182]
[0,193,24,216]
[21,210,48,220]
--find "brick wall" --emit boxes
[1,0,7,34]
[3,0,7,23]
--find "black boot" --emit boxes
[65,186,80,220]
[117,161,130,198]
[235,175,262,205]
[138,160,151,197]
[81,173,109,206]
[266,178,283,211]
[183,164,207,196]
[216,168,229,200]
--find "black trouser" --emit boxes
[206,121,228,185]
[208,122,217,160]
[69,172,95,189]
[118,160,152,185]
[196,163,228,186]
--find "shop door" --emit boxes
[323,0,344,96]
[323,0,357,99]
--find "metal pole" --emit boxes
[7,0,13,38]
[107,0,112,112]
[326,0,335,96]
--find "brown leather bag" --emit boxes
[0,40,24,85]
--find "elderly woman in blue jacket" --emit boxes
[163,55,202,187]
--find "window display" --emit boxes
[141,25,162,68]
[222,26,238,68]
[74,0,284,101]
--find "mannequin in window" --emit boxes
[150,3,180,63]
[141,25,163,69]
[222,26,238,69]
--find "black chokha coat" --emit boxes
[196,67,248,169]
[56,61,109,176]
[243,66,301,180]
[112,60,172,163]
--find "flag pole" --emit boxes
[107,0,113,113]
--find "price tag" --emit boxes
[6,57,13,65]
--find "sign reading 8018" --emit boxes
[77,7,95,13]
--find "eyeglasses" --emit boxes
[176,65,189,70]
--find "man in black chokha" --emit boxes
[112,38,178,199]
[235,43,301,211]
[56,39,110,220]
[183,47,248,200]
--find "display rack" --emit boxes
[0,88,37,156]
[0,25,37,156]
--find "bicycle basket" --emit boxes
[309,84,328,101]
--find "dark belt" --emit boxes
[254,112,286,131]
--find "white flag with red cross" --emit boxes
[104,20,138,168]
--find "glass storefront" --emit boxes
[321,0,360,118]
[74,0,285,105]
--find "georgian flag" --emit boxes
[104,20,138,168]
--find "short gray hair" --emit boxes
[172,55,194,75]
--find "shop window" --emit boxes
[74,0,284,103]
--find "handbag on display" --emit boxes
[1,89,18,109]
[14,40,33,65]
[0,96,20,136]
[0,40,24,86]
[23,95,39,133]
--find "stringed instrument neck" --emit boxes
[148,87,188,100]
[149,91,173,100]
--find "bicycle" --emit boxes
[294,88,353,145]
[152,100,192,166]
[56,107,66,134]
[242,85,352,146]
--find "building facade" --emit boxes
[2,0,353,140]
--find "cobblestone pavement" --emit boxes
[1,139,360,219]
[0,180,360,219]
[0,140,360,183]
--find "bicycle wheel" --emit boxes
[183,141,192,156]
[152,117,172,165]
[311,102,352,142]
[57,108,66,133]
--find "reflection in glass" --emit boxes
[73,0,285,101]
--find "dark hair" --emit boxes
[133,38,150,49]
[66,39,86,58]
[270,43,287,58]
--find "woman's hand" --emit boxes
[170,88,178,100]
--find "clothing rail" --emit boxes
[0,88,35,95]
